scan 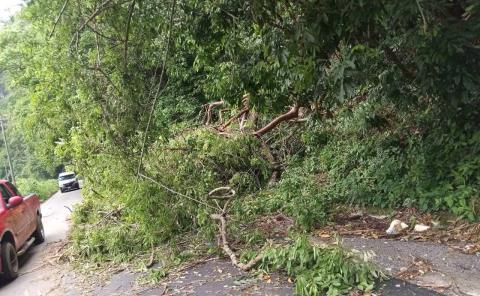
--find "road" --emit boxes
[0,188,454,296]
[0,189,82,296]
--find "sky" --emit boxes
[0,0,25,23]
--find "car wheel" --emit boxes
[60,188,64,193]
[1,241,19,281]
[34,215,45,244]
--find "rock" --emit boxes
[386,219,409,235]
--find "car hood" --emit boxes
[59,179,77,186]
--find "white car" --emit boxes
[58,172,80,193]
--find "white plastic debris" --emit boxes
[413,224,430,232]
[368,214,388,220]
[386,219,408,235]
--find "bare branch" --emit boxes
[136,0,177,177]
[77,0,115,33]
[94,21,101,66]
[253,104,299,137]
[218,108,248,131]
[70,0,131,48]
[415,0,428,33]
[208,186,236,200]
[49,0,70,38]
[124,0,137,70]
[88,66,122,95]
[86,23,121,42]
[239,112,247,131]
[210,213,263,271]
[205,101,224,125]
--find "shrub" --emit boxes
[16,178,58,201]
[300,100,480,220]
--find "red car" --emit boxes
[0,180,44,281]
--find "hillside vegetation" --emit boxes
[0,0,479,294]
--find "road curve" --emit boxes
[0,189,82,295]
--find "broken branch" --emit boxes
[253,104,300,137]
[205,101,224,125]
[218,108,249,131]
[210,213,263,271]
[208,186,236,200]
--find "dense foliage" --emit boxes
[1,0,479,294]
[16,177,58,201]
[259,237,382,296]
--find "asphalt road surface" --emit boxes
[0,188,82,296]
[0,188,449,296]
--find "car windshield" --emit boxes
[59,174,76,181]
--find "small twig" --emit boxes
[85,23,120,42]
[218,108,249,131]
[76,0,115,34]
[415,0,428,33]
[417,282,451,289]
[90,187,107,199]
[64,206,72,212]
[94,21,102,66]
[124,0,136,70]
[88,66,122,96]
[218,108,231,124]
[94,207,124,226]
[49,0,70,38]
[136,0,177,178]
[146,242,155,268]
[451,281,471,296]
[208,186,236,200]
[139,173,216,210]
[19,264,46,276]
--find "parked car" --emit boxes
[0,180,44,281]
[58,172,80,193]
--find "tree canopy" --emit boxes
[0,1,479,293]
